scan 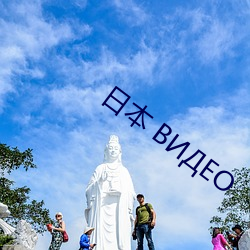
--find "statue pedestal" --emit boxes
[1,245,26,250]
[239,229,250,250]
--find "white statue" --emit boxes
[85,135,136,250]
[13,220,38,250]
[0,202,11,218]
[0,203,38,250]
[239,229,250,250]
[0,202,15,235]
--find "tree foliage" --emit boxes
[0,144,36,175]
[0,234,14,246]
[0,143,52,233]
[210,167,250,232]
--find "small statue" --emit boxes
[0,203,38,250]
[13,220,38,250]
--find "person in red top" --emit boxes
[212,227,232,250]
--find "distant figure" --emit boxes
[49,212,66,250]
[133,194,156,250]
[226,231,237,249]
[79,227,96,250]
[85,135,136,250]
[212,227,232,250]
[229,225,244,250]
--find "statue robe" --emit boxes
[85,163,136,250]
[239,229,250,250]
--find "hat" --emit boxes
[84,227,95,234]
[232,225,243,231]
[55,212,63,218]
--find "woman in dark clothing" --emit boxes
[48,212,66,250]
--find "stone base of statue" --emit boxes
[1,245,26,250]
[239,229,250,250]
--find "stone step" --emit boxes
[1,245,26,250]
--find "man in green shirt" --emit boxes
[133,194,156,250]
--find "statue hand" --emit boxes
[130,213,135,222]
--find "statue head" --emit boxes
[104,135,122,163]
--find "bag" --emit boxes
[46,224,52,232]
[62,231,69,242]
[132,230,137,240]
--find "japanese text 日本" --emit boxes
[102,86,234,191]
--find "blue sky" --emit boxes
[1,0,250,249]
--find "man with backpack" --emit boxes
[132,194,156,250]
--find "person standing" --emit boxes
[230,225,244,250]
[211,227,232,250]
[49,212,66,250]
[133,194,156,250]
[79,227,96,250]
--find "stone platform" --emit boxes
[1,245,26,250]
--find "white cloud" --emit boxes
[189,8,210,33]
[0,1,75,110]
[48,84,113,119]
[0,2,73,58]
[81,48,127,85]
[171,106,250,167]
[224,84,250,115]
[112,0,148,26]
[127,42,158,84]
[73,0,87,9]
[196,20,235,63]
[160,7,240,66]
[81,45,158,86]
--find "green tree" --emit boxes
[210,167,250,232]
[0,143,52,233]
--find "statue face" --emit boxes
[107,142,121,160]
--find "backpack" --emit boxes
[136,203,154,229]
